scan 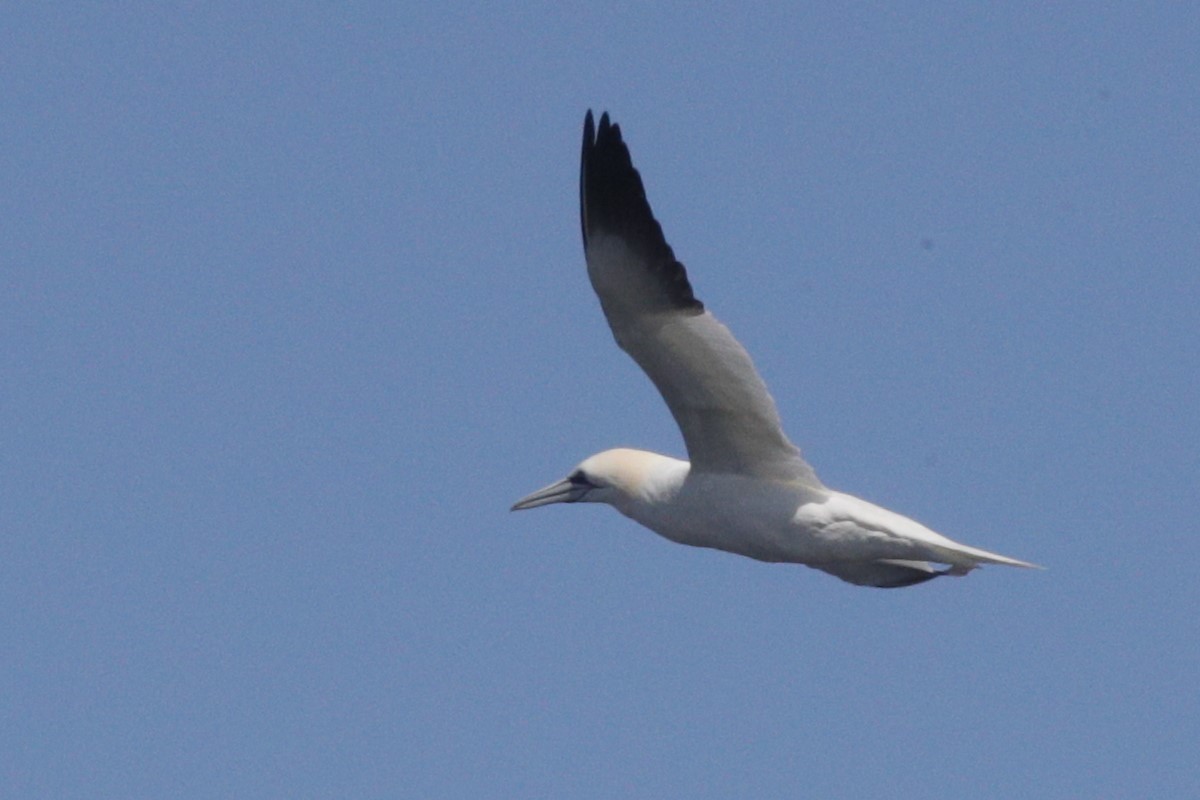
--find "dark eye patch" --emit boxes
[569,471,593,487]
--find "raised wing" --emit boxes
[580,111,821,485]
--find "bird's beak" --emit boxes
[511,477,587,511]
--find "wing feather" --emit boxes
[580,111,821,485]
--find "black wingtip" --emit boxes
[579,110,704,314]
[583,109,595,148]
[581,111,595,246]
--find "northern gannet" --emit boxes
[512,111,1039,588]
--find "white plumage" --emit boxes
[512,111,1039,588]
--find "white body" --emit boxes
[555,449,1034,587]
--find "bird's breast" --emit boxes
[623,474,829,563]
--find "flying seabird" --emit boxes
[512,110,1039,588]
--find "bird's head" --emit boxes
[510,448,684,512]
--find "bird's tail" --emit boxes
[934,542,1043,571]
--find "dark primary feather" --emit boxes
[580,111,703,315]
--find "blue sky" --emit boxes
[3,4,1198,797]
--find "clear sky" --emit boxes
[3,4,1198,797]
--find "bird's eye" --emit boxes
[569,471,592,487]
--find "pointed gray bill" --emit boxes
[510,478,587,511]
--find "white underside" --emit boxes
[614,469,1036,573]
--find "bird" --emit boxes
[511,110,1039,588]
